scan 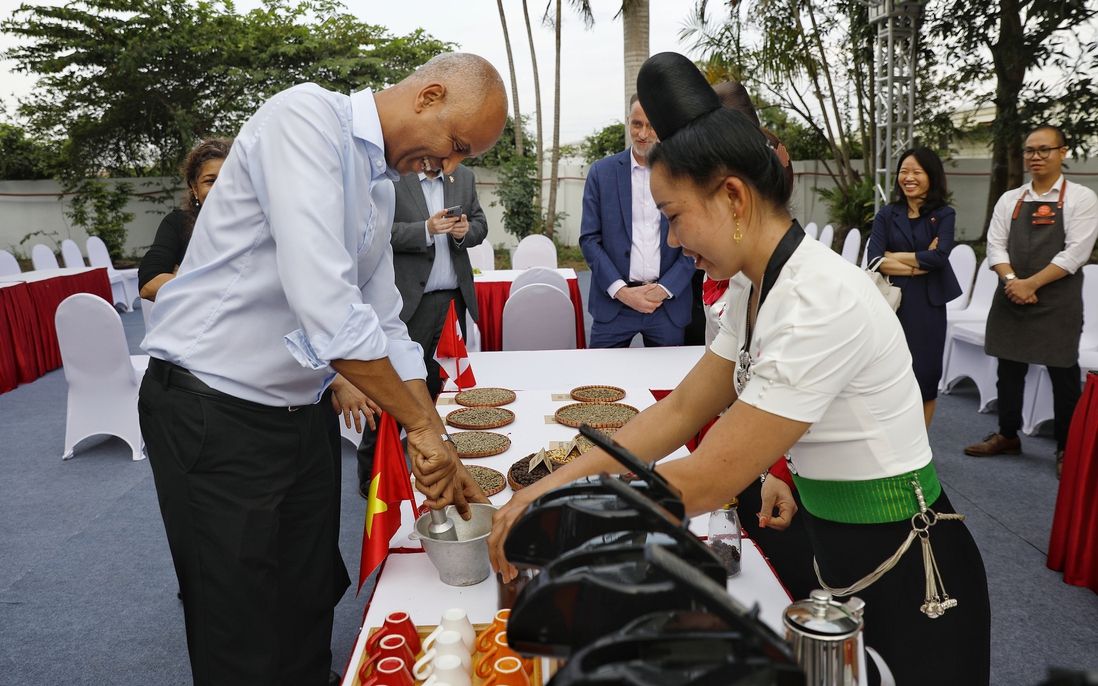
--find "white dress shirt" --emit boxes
[986,175,1098,274]
[419,172,460,293]
[710,238,932,481]
[143,84,426,406]
[607,149,671,299]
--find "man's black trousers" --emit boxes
[140,359,336,686]
[996,358,1081,450]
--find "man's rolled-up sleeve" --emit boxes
[245,89,396,371]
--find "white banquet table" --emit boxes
[340,346,792,684]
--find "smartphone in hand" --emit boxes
[443,205,462,218]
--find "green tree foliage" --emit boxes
[465,116,535,168]
[491,155,541,240]
[924,0,1098,233]
[0,122,54,180]
[756,105,830,161]
[580,122,625,164]
[2,0,454,179]
[64,180,136,259]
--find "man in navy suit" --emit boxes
[579,94,696,347]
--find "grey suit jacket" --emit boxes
[390,164,488,323]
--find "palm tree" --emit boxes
[544,0,593,238]
[521,0,544,209]
[496,0,523,156]
[620,0,649,121]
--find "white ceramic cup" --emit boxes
[422,654,472,686]
[413,630,472,679]
[422,608,476,655]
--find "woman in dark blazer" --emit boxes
[868,147,962,427]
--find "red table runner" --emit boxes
[473,278,586,351]
[1048,372,1098,594]
[0,268,113,394]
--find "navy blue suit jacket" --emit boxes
[867,203,962,307]
[578,149,696,327]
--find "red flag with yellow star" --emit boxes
[358,411,416,593]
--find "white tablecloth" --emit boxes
[0,266,96,286]
[341,346,792,684]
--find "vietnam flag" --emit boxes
[434,301,476,391]
[358,411,417,593]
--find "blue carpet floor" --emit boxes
[1,289,1095,685]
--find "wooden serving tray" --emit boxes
[353,623,546,686]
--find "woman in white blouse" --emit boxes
[488,53,990,685]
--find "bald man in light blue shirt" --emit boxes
[139,53,507,685]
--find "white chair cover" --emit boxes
[0,249,21,276]
[939,258,998,391]
[1078,264,1098,351]
[946,244,977,311]
[940,322,998,412]
[509,266,569,296]
[55,293,145,461]
[840,229,862,264]
[860,244,869,268]
[61,239,85,269]
[512,235,558,270]
[31,244,59,271]
[818,225,834,250]
[468,242,495,272]
[803,222,818,240]
[86,236,138,312]
[502,284,576,351]
[1022,365,1054,436]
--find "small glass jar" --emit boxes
[707,498,742,577]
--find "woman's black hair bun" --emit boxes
[637,52,722,141]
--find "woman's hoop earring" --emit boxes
[733,214,742,243]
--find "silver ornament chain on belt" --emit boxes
[813,473,964,619]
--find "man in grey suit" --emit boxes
[357,163,488,494]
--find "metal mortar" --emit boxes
[410,503,497,586]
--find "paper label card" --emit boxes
[551,394,571,401]
[545,415,558,424]
[549,441,570,450]
[436,397,457,405]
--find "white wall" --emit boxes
[7,157,1098,260]
[0,178,174,259]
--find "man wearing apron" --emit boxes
[965,125,1098,477]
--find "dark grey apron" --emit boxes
[985,182,1083,367]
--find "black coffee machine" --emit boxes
[504,426,803,684]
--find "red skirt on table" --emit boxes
[1048,372,1098,594]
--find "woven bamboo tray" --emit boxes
[446,407,516,430]
[354,623,545,686]
[451,431,511,458]
[553,402,638,429]
[455,388,517,407]
[569,385,626,403]
[466,465,506,497]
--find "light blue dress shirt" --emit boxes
[419,173,461,293]
[143,84,426,406]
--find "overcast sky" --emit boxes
[0,0,702,144]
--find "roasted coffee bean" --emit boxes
[709,539,741,577]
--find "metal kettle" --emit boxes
[783,590,865,686]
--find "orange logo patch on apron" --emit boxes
[1036,204,1052,216]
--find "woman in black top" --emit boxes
[139,138,232,300]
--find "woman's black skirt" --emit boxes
[801,490,991,686]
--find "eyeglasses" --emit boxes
[1023,146,1064,159]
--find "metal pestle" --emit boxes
[428,507,458,541]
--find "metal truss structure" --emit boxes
[870,0,925,212]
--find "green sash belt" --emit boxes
[791,462,941,524]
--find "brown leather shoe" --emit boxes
[1056,450,1065,480]
[964,433,1022,457]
